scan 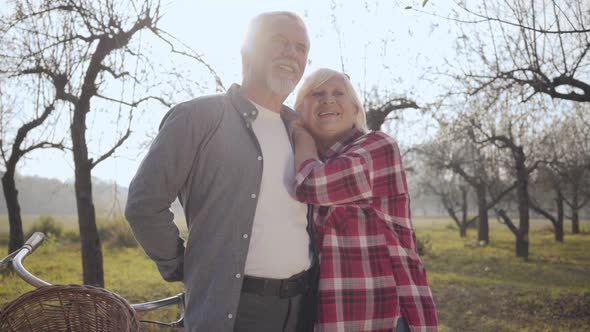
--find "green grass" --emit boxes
[418,223,590,332]
[1,217,589,331]
[0,236,184,331]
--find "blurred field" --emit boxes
[418,222,590,331]
[1,216,589,331]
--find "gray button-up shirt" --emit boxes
[125,84,308,331]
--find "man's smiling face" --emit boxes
[246,15,309,97]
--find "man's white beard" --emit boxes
[267,74,296,97]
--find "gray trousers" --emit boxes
[233,290,410,332]
[396,317,411,332]
[234,291,307,332]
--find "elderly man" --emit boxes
[125,11,315,332]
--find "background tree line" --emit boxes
[1,0,589,286]
[0,0,221,286]
[367,0,590,259]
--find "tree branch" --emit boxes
[365,97,419,131]
[149,27,226,92]
[496,209,519,236]
[20,141,65,155]
[95,93,171,108]
[18,66,79,104]
[452,0,590,34]
[6,102,60,171]
[99,64,136,82]
[90,128,130,169]
[529,198,558,228]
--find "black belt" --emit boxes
[241,269,312,298]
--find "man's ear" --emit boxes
[241,54,251,82]
[242,54,250,69]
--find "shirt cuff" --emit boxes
[154,244,185,282]
[294,158,323,187]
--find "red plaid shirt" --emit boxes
[295,128,438,332]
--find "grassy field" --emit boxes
[1,217,589,331]
[419,223,590,331]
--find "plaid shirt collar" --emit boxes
[323,126,365,159]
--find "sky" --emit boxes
[16,0,461,186]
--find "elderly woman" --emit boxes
[291,68,438,332]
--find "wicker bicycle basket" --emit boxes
[0,284,140,332]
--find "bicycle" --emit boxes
[0,232,185,331]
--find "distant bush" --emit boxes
[445,220,477,231]
[62,230,80,243]
[445,222,457,230]
[417,234,432,256]
[98,215,138,248]
[0,232,8,247]
[535,225,556,235]
[27,215,64,239]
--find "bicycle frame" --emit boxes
[1,232,185,328]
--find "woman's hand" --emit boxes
[291,119,315,146]
[291,119,320,170]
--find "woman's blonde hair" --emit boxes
[294,68,367,130]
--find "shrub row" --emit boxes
[26,215,138,248]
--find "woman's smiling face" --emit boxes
[299,75,359,144]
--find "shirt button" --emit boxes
[242,233,249,239]
[227,313,233,319]
[235,273,241,278]
[257,155,262,161]
[242,113,247,116]
[250,193,256,199]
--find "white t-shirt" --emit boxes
[244,101,311,279]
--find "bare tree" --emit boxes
[365,97,420,131]
[466,92,552,259]
[416,121,516,243]
[529,165,565,241]
[0,86,63,254]
[419,164,473,238]
[543,107,590,234]
[451,0,590,103]
[0,0,221,286]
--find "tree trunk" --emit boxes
[514,147,529,259]
[366,110,386,131]
[555,189,564,242]
[72,117,104,287]
[515,230,529,259]
[460,186,468,238]
[2,169,24,254]
[571,190,580,234]
[476,184,489,244]
[459,224,467,238]
[571,209,580,234]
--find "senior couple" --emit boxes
[125,11,438,332]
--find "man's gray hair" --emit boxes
[240,11,307,57]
